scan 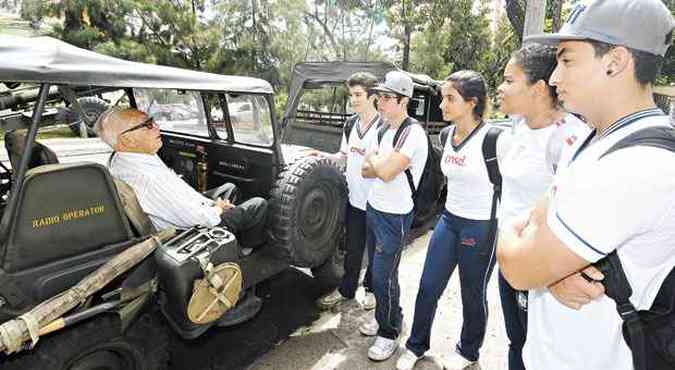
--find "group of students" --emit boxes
[315,1,675,369]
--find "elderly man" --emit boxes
[95,108,268,249]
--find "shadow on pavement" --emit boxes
[169,268,327,370]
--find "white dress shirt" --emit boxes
[109,152,221,230]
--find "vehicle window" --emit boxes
[133,89,207,137]
[295,86,350,129]
[204,93,228,140]
[225,94,273,146]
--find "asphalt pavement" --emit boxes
[245,231,508,370]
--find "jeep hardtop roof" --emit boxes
[282,61,438,127]
[0,35,273,94]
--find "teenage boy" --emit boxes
[315,72,382,311]
[360,71,428,361]
[497,1,675,370]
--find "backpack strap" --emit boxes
[482,126,503,203]
[342,114,358,144]
[599,126,675,159]
[377,118,417,195]
[439,125,452,148]
[594,125,675,370]
[394,118,416,196]
[480,126,503,258]
[594,252,646,370]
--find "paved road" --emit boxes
[247,231,508,370]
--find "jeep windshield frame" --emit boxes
[0,35,280,242]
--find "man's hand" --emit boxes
[307,150,345,165]
[549,266,605,310]
[361,152,377,178]
[214,197,234,213]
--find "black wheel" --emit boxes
[62,97,109,137]
[4,313,169,370]
[268,156,347,268]
[311,231,346,289]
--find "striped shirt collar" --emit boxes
[571,108,666,163]
[356,113,381,138]
[599,108,665,139]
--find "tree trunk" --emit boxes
[401,2,411,70]
[364,16,375,61]
[550,0,563,32]
[505,0,525,42]
[523,0,546,38]
[63,0,83,35]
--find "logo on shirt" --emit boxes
[460,237,477,247]
[350,146,366,156]
[566,135,578,146]
[445,154,466,167]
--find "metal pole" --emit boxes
[523,0,547,39]
[0,83,51,243]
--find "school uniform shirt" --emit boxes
[110,152,222,230]
[498,113,589,229]
[524,109,675,370]
[339,114,381,211]
[441,122,511,220]
[366,120,428,215]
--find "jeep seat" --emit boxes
[4,129,59,171]
[2,163,133,273]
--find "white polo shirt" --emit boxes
[367,119,428,215]
[499,113,589,229]
[339,114,381,210]
[441,123,510,220]
[524,110,675,370]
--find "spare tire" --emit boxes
[62,97,110,137]
[268,156,347,268]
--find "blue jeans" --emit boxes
[499,270,528,370]
[406,210,497,361]
[366,204,414,340]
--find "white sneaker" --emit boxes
[359,316,379,336]
[443,351,478,370]
[396,349,424,370]
[362,292,376,310]
[316,289,348,309]
[368,336,399,361]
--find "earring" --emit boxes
[606,70,613,76]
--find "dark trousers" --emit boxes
[498,271,528,370]
[406,210,496,362]
[366,204,414,340]
[206,183,268,248]
[338,204,372,298]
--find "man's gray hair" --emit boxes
[94,107,131,148]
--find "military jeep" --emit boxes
[0,36,346,369]
[281,61,448,228]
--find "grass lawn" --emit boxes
[0,13,53,37]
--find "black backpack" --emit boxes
[440,124,503,254]
[377,117,442,213]
[592,126,675,370]
[342,114,359,143]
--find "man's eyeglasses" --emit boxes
[376,93,399,101]
[120,116,157,136]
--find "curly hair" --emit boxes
[511,43,559,106]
